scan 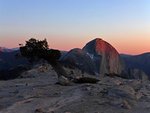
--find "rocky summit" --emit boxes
[62,38,126,76]
[0,47,4,52]
[61,48,96,75]
[83,38,126,75]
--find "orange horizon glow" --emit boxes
[0,34,150,55]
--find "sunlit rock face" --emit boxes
[83,38,126,75]
[0,47,4,52]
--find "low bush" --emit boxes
[104,73,128,79]
[74,77,100,83]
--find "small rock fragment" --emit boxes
[120,100,131,109]
[35,108,45,113]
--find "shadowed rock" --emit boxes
[61,48,96,75]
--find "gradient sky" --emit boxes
[0,0,150,55]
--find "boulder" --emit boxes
[58,76,71,86]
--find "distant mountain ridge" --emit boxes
[121,52,150,77]
[0,50,29,70]
[0,47,19,52]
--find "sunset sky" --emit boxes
[0,0,150,55]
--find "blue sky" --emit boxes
[0,0,150,54]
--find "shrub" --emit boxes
[104,73,128,79]
[20,38,61,64]
[74,77,100,83]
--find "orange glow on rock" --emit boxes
[0,47,4,52]
[95,38,118,56]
